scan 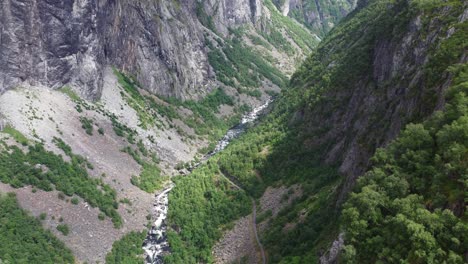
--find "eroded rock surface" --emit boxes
[0,0,312,100]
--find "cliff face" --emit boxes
[273,0,356,35]
[0,0,104,99]
[99,0,210,100]
[0,0,334,101]
[0,0,214,100]
[244,1,468,262]
[291,0,468,199]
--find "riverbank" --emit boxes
[143,98,273,263]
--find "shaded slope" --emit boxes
[165,0,467,263]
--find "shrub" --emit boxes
[71,197,79,205]
[56,224,70,236]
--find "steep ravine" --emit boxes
[0,0,331,262]
[143,100,273,263]
[161,1,467,263]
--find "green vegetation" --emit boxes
[110,114,137,141]
[71,197,79,205]
[0,193,74,263]
[263,0,319,53]
[167,1,468,263]
[80,116,94,135]
[165,73,342,262]
[249,34,272,48]
[114,70,247,143]
[131,163,165,193]
[196,1,216,32]
[208,36,287,88]
[60,86,81,102]
[53,137,94,170]
[106,231,146,264]
[165,88,246,141]
[166,86,341,262]
[0,137,122,228]
[40,212,47,220]
[115,70,159,129]
[98,213,106,221]
[165,162,251,263]
[56,224,70,236]
[2,125,29,145]
[121,142,166,193]
[342,63,468,263]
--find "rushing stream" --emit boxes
[142,98,273,264]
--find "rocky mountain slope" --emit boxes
[273,0,357,35]
[0,0,355,263]
[0,0,327,100]
[163,0,467,263]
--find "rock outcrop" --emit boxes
[0,0,354,100]
[273,0,356,34]
[0,0,104,99]
[291,0,468,201]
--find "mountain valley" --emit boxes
[0,0,466,264]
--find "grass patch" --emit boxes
[131,163,167,193]
[80,117,94,135]
[2,125,28,145]
[60,87,81,102]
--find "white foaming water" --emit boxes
[212,98,272,154]
[240,98,272,124]
[143,98,272,263]
[143,184,174,264]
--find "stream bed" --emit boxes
[142,98,272,264]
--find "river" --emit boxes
[142,98,272,264]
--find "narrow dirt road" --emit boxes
[252,199,266,264]
[220,170,266,264]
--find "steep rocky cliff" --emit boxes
[0,0,104,99]
[291,0,468,200]
[0,0,340,263]
[0,0,216,99]
[0,0,332,101]
[265,0,468,261]
[273,0,356,35]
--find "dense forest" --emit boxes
[342,63,468,262]
[165,162,252,263]
[0,193,74,263]
[106,231,147,264]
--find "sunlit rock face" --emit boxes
[0,0,104,99]
[273,0,356,34]
[0,0,266,100]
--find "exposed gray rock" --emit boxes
[0,118,7,131]
[295,4,468,204]
[273,0,356,34]
[0,0,104,99]
[0,0,350,100]
[99,0,211,100]
[204,0,263,36]
[320,233,344,264]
